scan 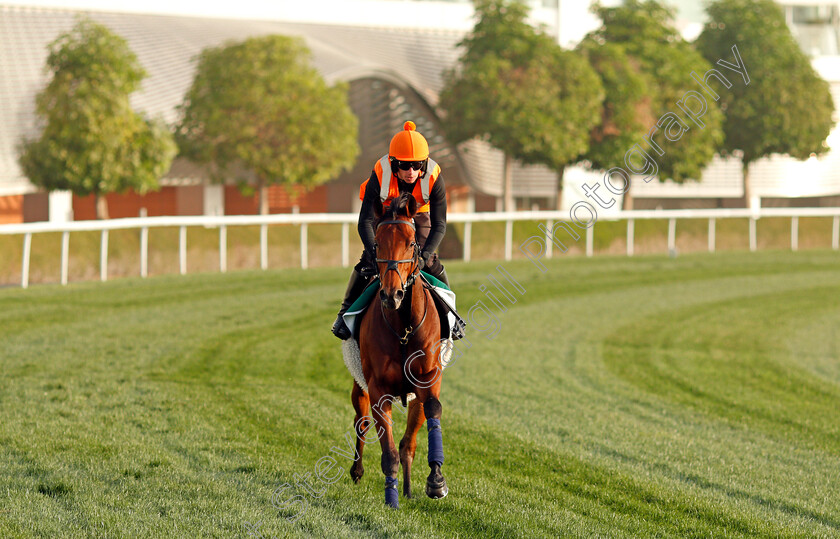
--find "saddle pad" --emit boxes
[342,271,456,338]
[341,337,455,399]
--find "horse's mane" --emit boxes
[377,192,414,226]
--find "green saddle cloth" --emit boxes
[342,271,452,339]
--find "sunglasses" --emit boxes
[394,159,425,171]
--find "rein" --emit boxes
[380,288,429,345]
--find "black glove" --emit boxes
[360,249,377,277]
[417,250,431,272]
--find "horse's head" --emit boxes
[373,192,419,310]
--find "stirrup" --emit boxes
[451,318,466,341]
[332,313,351,340]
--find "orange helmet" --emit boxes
[389,121,429,161]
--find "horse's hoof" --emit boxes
[350,465,363,484]
[425,476,448,499]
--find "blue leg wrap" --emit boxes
[385,476,399,508]
[427,418,444,466]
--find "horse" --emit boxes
[348,192,448,508]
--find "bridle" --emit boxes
[374,218,428,345]
[374,219,420,292]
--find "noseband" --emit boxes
[374,219,420,291]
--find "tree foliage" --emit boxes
[696,0,834,177]
[175,35,359,214]
[19,18,176,219]
[591,0,724,183]
[439,0,603,210]
[577,39,654,171]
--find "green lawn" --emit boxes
[1,250,839,538]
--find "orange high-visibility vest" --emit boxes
[358,155,440,212]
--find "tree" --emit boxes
[18,18,176,220]
[591,1,725,208]
[175,35,359,215]
[439,0,603,211]
[576,39,654,184]
[696,0,835,209]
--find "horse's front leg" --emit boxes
[349,381,370,483]
[414,388,447,499]
[399,398,425,498]
[369,382,400,508]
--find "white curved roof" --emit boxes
[0,4,562,198]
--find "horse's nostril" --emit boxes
[379,290,388,302]
[395,290,404,301]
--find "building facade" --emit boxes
[1,0,838,223]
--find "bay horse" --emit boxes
[349,192,448,508]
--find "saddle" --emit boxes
[343,271,466,343]
[341,272,462,405]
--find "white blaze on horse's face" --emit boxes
[375,219,417,310]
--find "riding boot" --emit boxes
[435,268,450,288]
[332,270,369,340]
[430,267,466,340]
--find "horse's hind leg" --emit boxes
[349,381,370,484]
[398,398,425,499]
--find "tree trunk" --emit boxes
[503,153,514,212]
[742,162,756,211]
[95,193,109,220]
[258,178,269,215]
[554,165,565,211]
[622,180,634,210]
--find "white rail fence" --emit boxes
[1,208,839,289]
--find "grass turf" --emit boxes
[1,250,839,537]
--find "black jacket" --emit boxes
[357,169,447,260]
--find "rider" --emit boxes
[332,120,449,340]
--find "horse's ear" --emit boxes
[405,195,418,219]
[373,198,384,220]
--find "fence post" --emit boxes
[179,226,187,275]
[626,219,634,257]
[60,230,70,285]
[219,225,227,273]
[140,209,148,278]
[833,216,840,250]
[140,226,148,278]
[668,218,676,253]
[341,222,349,268]
[260,224,268,270]
[21,232,31,289]
[545,220,553,259]
[463,194,474,262]
[791,216,799,251]
[100,229,108,282]
[301,223,308,269]
[708,218,716,253]
[463,222,472,262]
[504,220,513,261]
[586,225,593,257]
[749,218,757,252]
